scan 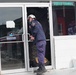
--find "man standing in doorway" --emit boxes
[28,14,47,74]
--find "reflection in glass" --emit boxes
[6,21,15,28]
[0,7,23,42]
[52,2,76,36]
[1,42,25,70]
[0,7,25,70]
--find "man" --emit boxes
[28,14,47,74]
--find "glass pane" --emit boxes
[27,7,51,68]
[0,7,23,42]
[1,42,25,70]
[52,2,76,36]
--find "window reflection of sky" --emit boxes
[0,7,22,25]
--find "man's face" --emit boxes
[28,17,33,22]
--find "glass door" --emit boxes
[25,3,52,71]
[0,4,27,74]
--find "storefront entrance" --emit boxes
[0,3,53,74]
[25,3,52,71]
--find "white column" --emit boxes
[0,44,1,74]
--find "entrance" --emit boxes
[25,3,52,71]
[0,3,53,74]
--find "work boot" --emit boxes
[34,68,41,73]
[36,67,46,75]
[36,72,43,75]
[40,64,47,73]
[34,63,42,73]
[36,64,47,74]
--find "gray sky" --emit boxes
[0,7,22,25]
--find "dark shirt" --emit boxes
[29,20,46,44]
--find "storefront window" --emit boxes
[1,43,25,70]
[0,7,23,42]
[52,2,76,36]
[0,7,25,70]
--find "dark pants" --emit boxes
[36,41,46,64]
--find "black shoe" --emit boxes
[41,68,47,73]
[40,64,47,73]
[34,68,41,73]
[36,72,43,75]
[34,63,47,73]
[34,68,47,73]
[36,68,47,74]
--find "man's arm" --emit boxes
[32,26,38,37]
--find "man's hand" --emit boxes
[29,26,31,29]
[30,35,35,41]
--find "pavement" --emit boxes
[2,68,76,75]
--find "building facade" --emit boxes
[0,0,76,74]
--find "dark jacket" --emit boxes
[29,20,46,44]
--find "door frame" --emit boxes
[0,3,27,74]
[25,3,55,71]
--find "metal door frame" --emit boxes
[25,3,54,71]
[0,3,28,74]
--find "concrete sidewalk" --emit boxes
[3,68,76,75]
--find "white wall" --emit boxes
[54,36,76,69]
